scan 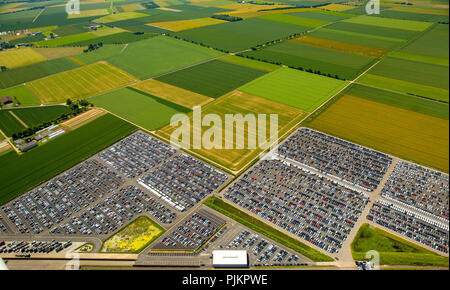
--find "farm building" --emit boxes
[212,250,248,268]
[1,96,12,105]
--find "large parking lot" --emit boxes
[0,131,230,243]
[151,209,226,251]
[224,159,370,254]
[277,128,392,192]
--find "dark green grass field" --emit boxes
[241,41,376,80]
[352,224,449,267]
[204,196,334,262]
[12,105,71,127]
[156,60,268,98]
[346,84,449,120]
[0,113,136,205]
[176,17,310,52]
[0,110,26,136]
[0,58,81,89]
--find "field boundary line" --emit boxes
[32,7,45,23]
[8,110,28,128]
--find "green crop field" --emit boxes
[11,105,71,127]
[305,94,449,172]
[400,24,449,60]
[0,113,136,205]
[72,44,127,65]
[239,67,347,112]
[325,22,419,41]
[288,11,351,22]
[241,41,376,80]
[176,17,310,52]
[258,14,330,28]
[156,59,268,98]
[345,84,449,120]
[219,55,280,72]
[0,58,81,90]
[0,85,40,107]
[34,32,99,47]
[27,61,138,104]
[204,196,334,262]
[106,36,224,79]
[388,51,448,66]
[90,87,190,131]
[0,110,26,136]
[342,15,433,31]
[158,90,307,171]
[352,224,448,267]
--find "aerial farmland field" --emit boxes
[131,79,213,109]
[26,61,138,104]
[0,85,40,107]
[11,105,71,127]
[89,87,190,130]
[0,0,449,273]
[106,36,224,79]
[241,40,376,80]
[358,56,449,102]
[305,94,449,172]
[176,17,310,52]
[156,59,268,98]
[0,47,47,69]
[239,67,348,112]
[0,57,81,89]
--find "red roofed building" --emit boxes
[1,96,12,105]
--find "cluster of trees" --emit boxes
[0,42,14,50]
[83,42,103,53]
[259,2,331,11]
[395,2,413,5]
[211,14,243,22]
[142,1,160,9]
[0,66,7,72]
[249,32,304,51]
[11,99,93,140]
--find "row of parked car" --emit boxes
[225,159,370,254]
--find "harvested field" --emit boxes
[131,79,213,109]
[239,67,348,112]
[0,47,47,69]
[26,61,138,104]
[60,107,107,129]
[148,17,226,31]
